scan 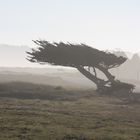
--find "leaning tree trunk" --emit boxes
[76,65,134,94]
[95,65,116,93]
[76,66,112,92]
[76,66,107,87]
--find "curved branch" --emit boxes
[95,65,115,84]
[93,67,97,77]
[76,66,109,88]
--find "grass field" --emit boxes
[0,82,140,140]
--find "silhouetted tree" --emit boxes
[27,40,135,93]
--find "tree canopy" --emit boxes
[27,40,127,69]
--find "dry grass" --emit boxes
[0,82,140,140]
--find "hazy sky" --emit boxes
[1,0,140,52]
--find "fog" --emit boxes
[0,44,140,92]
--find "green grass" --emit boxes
[0,82,140,140]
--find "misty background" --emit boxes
[0,44,140,92]
[1,0,140,91]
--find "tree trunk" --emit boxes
[77,65,134,94]
[95,65,115,84]
[77,65,116,93]
[76,66,108,89]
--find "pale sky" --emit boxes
[0,0,140,52]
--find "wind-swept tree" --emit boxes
[27,40,135,93]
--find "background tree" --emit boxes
[27,40,135,93]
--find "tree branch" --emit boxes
[93,67,97,77]
[76,66,108,88]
